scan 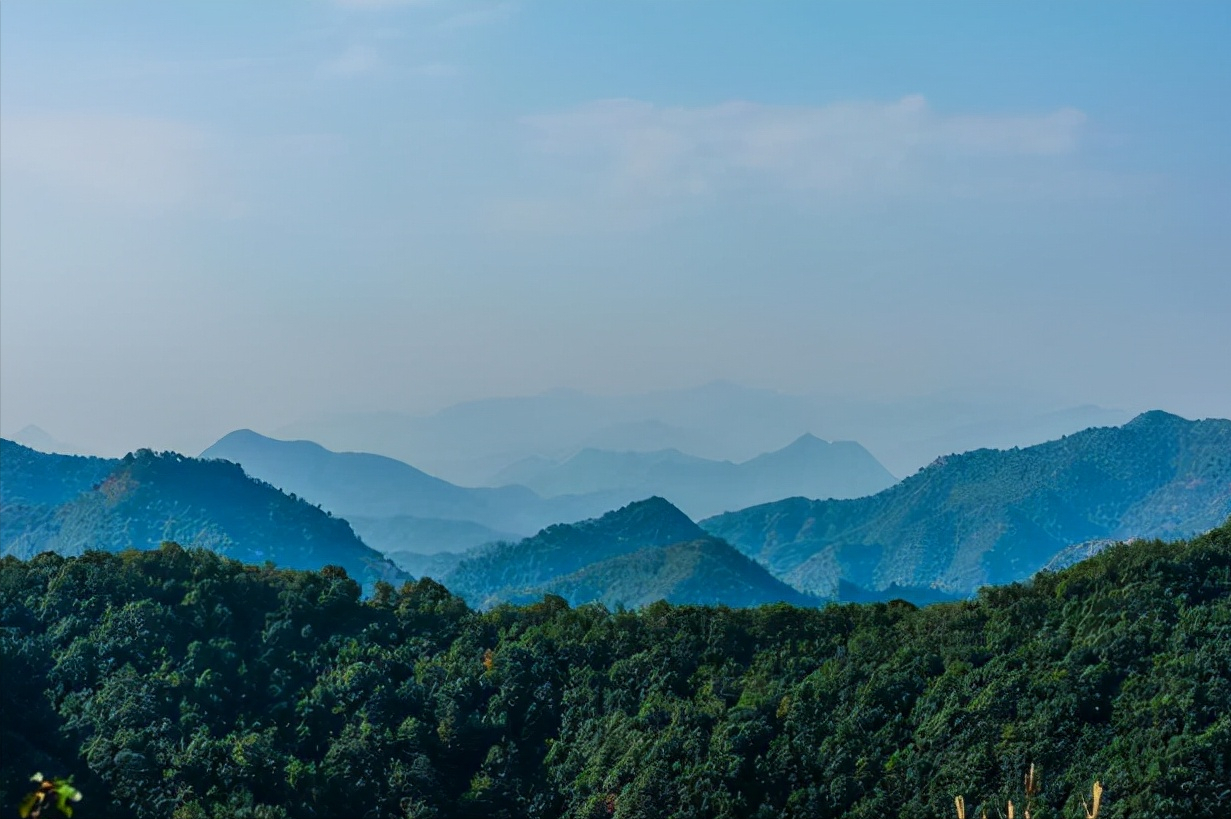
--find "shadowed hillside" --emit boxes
[0,441,404,590]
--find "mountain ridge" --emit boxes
[702,411,1231,597]
[200,429,631,548]
[484,433,896,519]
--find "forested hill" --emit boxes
[2,522,1227,817]
[442,496,705,607]
[508,536,820,609]
[0,443,404,590]
[702,411,1231,597]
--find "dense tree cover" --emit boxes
[2,522,1229,818]
[704,411,1231,596]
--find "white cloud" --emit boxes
[319,44,381,77]
[330,0,515,27]
[522,95,1088,200]
[0,114,212,209]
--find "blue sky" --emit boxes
[2,1,1228,455]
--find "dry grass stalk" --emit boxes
[955,765,1105,819]
[1022,763,1039,819]
[1082,781,1103,818]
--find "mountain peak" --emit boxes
[786,432,828,448]
[1125,410,1188,428]
[215,428,264,443]
[444,497,705,607]
[592,496,700,535]
[207,428,328,455]
[10,425,83,455]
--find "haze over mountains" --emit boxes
[703,411,1231,598]
[277,381,1128,484]
[490,433,895,519]
[200,427,894,550]
[201,429,626,552]
[7,424,85,456]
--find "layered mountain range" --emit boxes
[4,410,1227,610]
[488,433,895,519]
[200,428,893,551]
[277,381,1127,483]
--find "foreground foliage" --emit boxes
[1,522,1228,818]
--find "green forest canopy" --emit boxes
[1,519,1228,818]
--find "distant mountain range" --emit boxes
[6,409,1225,611]
[201,429,629,551]
[488,433,895,519]
[7,424,85,456]
[199,428,895,551]
[702,411,1231,597]
[276,381,1129,483]
[0,440,404,591]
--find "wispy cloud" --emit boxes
[522,95,1088,200]
[437,1,518,30]
[0,114,213,209]
[331,0,515,27]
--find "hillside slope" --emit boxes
[1,442,404,590]
[702,411,1231,596]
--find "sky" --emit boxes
[2,1,1229,457]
